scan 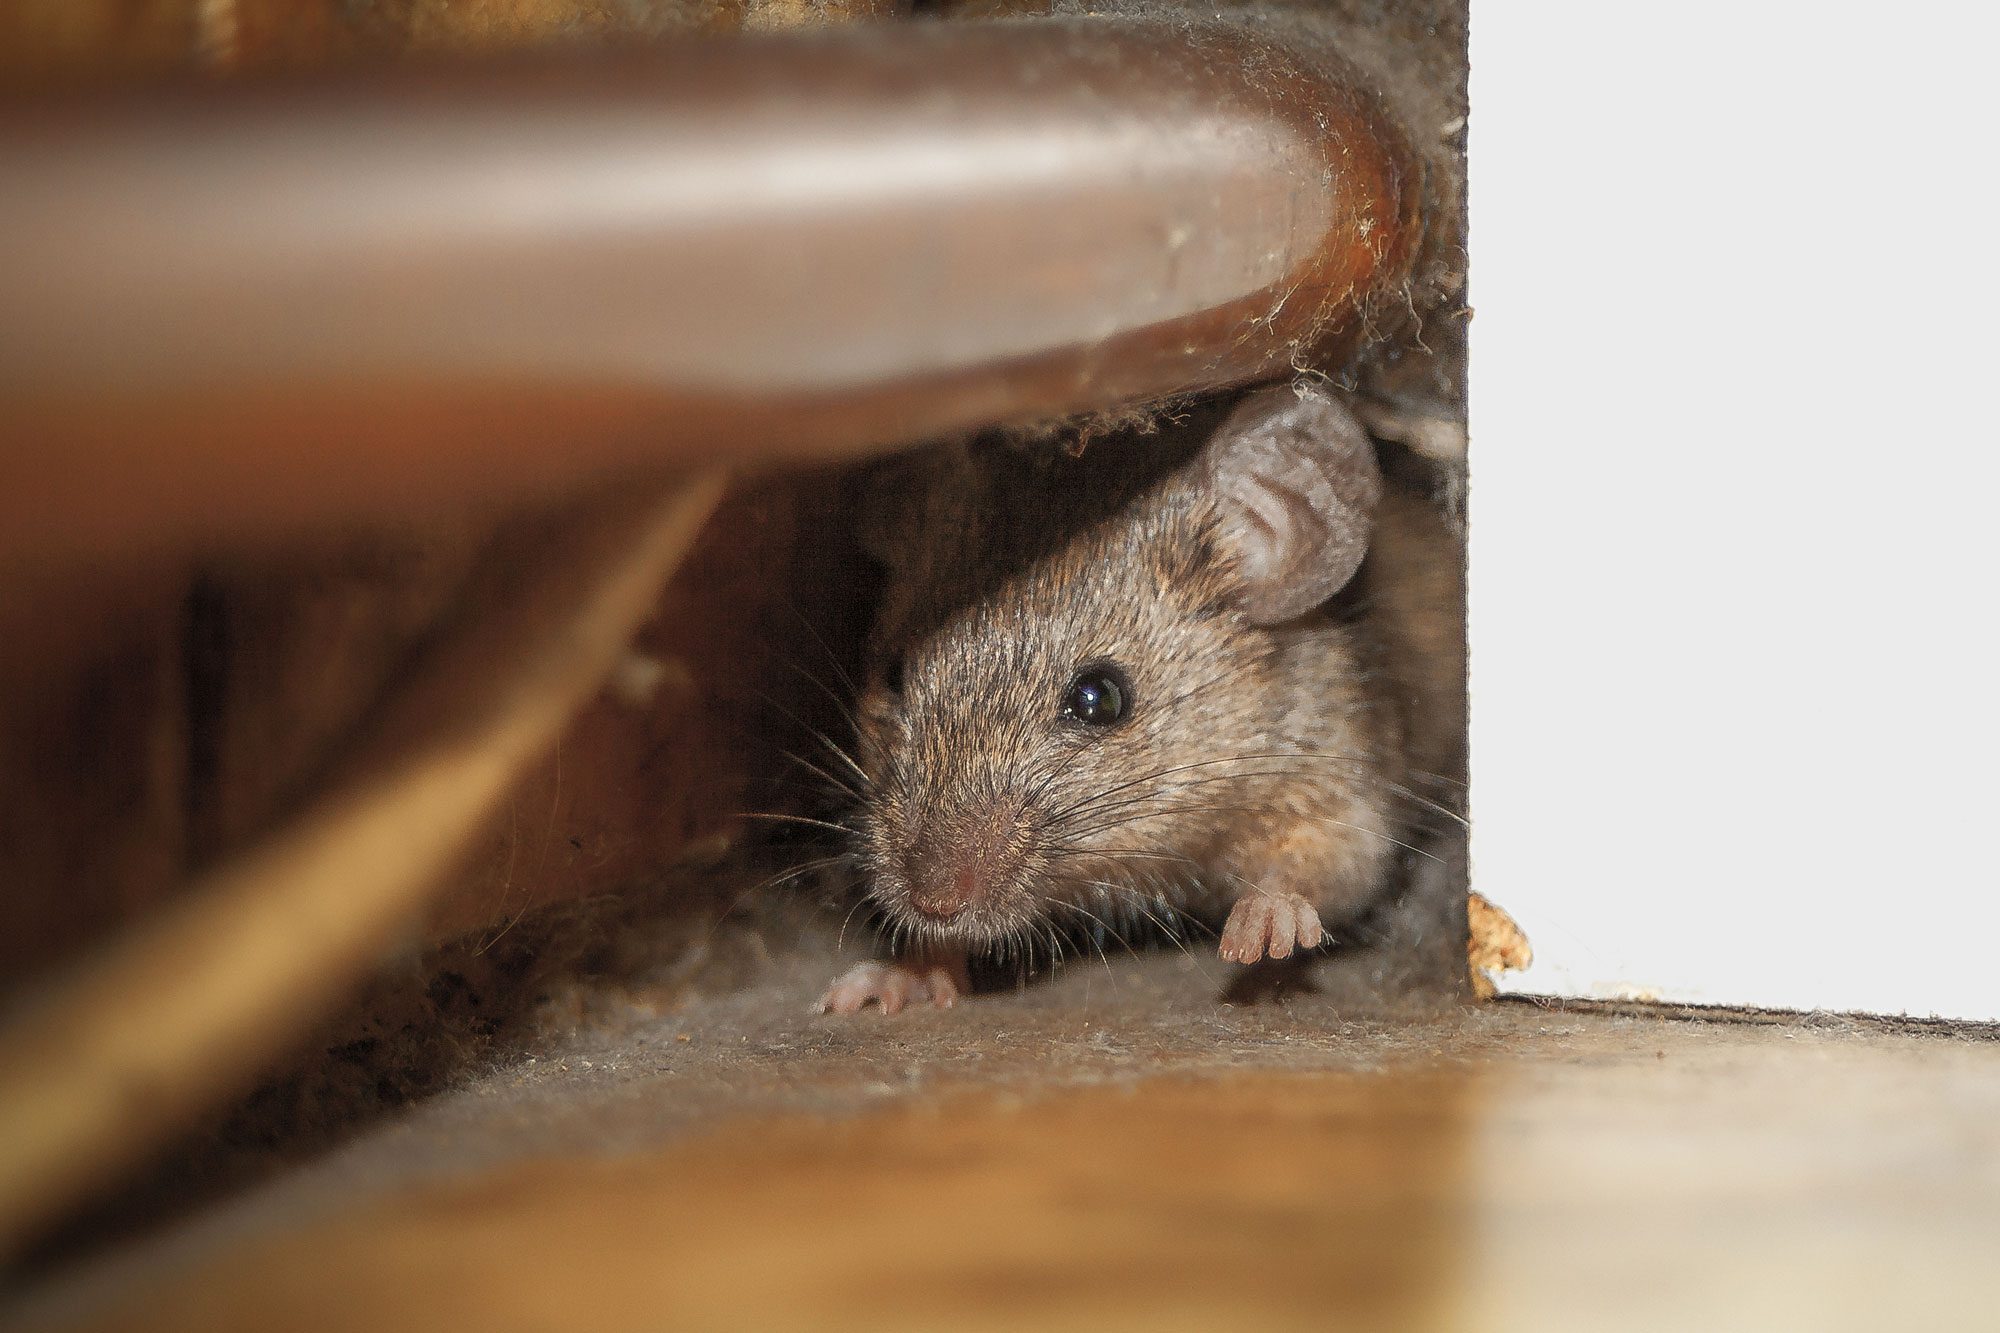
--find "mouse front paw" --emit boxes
[1218,891,1325,964]
[815,958,968,1015]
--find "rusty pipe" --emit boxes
[0,18,1417,564]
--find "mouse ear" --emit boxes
[1199,383,1382,625]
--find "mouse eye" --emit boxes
[883,656,905,696]
[1061,665,1130,726]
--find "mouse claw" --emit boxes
[815,960,965,1016]
[1218,891,1325,965]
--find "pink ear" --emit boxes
[1201,383,1382,625]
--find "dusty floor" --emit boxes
[9,934,1999,1333]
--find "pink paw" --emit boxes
[815,960,966,1015]
[1218,892,1325,964]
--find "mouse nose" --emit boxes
[904,804,1023,920]
[905,860,981,921]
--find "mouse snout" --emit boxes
[902,803,1026,921]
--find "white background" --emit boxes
[1468,3,1999,1020]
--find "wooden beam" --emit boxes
[0,471,726,1259]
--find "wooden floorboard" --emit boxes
[13,956,1999,1332]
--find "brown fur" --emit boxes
[849,387,1464,967]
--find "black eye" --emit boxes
[883,656,905,696]
[1062,665,1130,726]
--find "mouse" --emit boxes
[815,380,1465,1014]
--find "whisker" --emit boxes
[1060,792,1443,864]
[836,885,881,951]
[784,659,864,733]
[741,854,848,895]
[1041,895,1121,976]
[1126,896,1197,958]
[1047,749,1365,825]
[1047,748,1390,826]
[1380,781,1468,831]
[1078,863,1209,955]
[735,810,857,838]
[1053,893,1136,952]
[1049,758,1458,837]
[774,593,863,698]
[751,687,873,794]
[775,749,864,805]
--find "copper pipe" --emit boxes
[0,18,1417,564]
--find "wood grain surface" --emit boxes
[16,992,1997,1333]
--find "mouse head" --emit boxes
[851,383,1382,947]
